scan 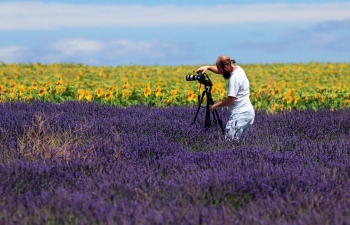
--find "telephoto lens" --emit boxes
[186,71,203,81]
[186,74,197,81]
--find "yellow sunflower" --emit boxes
[32,82,38,90]
[78,89,85,101]
[38,87,46,97]
[19,85,25,97]
[144,85,152,98]
[105,91,112,100]
[10,82,17,89]
[187,91,197,101]
[96,87,103,98]
[155,86,161,97]
[85,90,92,101]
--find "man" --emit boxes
[197,55,255,140]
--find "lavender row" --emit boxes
[0,101,350,225]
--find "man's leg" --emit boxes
[225,109,255,140]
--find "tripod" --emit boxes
[191,82,225,133]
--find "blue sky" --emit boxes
[0,0,349,66]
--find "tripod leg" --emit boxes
[207,92,225,133]
[192,90,206,124]
[213,109,225,133]
[205,96,211,128]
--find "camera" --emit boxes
[185,71,212,87]
[186,71,204,82]
[186,71,213,86]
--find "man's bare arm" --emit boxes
[196,65,220,74]
[210,96,235,113]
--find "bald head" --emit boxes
[216,55,234,66]
[216,55,235,79]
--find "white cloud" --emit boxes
[108,40,184,58]
[47,38,183,57]
[232,20,350,52]
[48,38,105,55]
[0,2,350,30]
[1,38,194,65]
[0,46,27,62]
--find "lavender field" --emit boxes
[0,101,350,225]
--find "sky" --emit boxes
[0,0,349,66]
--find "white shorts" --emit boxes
[225,109,255,140]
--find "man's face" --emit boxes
[216,61,231,79]
[218,64,232,80]
[222,66,231,79]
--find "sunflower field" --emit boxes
[0,62,349,112]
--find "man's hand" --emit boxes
[196,66,209,74]
[209,104,217,113]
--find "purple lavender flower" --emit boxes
[0,101,349,224]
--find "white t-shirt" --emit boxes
[227,65,254,114]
